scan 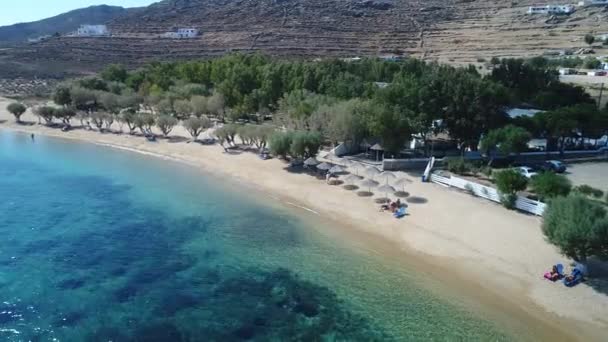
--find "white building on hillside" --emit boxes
[162,28,199,39]
[578,0,608,6]
[527,4,576,14]
[76,25,109,37]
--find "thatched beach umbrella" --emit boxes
[377,184,396,197]
[304,157,320,167]
[317,162,334,171]
[342,174,362,191]
[378,171,396,184]
[370,143,384,161]
[392,178,411,197]
[365,166,381,179]
[348,161,363,176]
[344,174,363,184]
[329,165,346,174]
[358,178,379,192]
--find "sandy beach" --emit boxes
[1,98,607,340]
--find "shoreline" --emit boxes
[1,108,607,339]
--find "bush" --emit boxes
[494,169,528,209]
[530,172,571,201]
[269,132,293,159]
[542,194,608,262]
[584,33,595,45]
[445,158,475,175]
[574,184,604,199]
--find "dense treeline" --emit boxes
[33,54,606,156]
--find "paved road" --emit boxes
[566,162,608,191]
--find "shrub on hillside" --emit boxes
[542,194,608,263]
[530,172,572,201]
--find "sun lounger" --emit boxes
[543,263,564,281]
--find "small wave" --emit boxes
[285,201,320,215]
[0,328,20,334]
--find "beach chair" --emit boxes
[393,207,406,219]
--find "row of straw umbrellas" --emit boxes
[304,156,410,201]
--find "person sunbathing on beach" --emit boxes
[380,203,390,212]
[548,265,560,281]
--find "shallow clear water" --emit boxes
[0,131,516,341]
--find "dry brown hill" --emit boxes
[1,0,607,78]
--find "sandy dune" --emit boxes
[1,98,607,340]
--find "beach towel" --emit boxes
[393,207,406,219]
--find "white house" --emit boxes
[76,25,109,37]
[578,0,608,6]
[505,107,544,118]
[162,28,199,39]
[527,5,576,14]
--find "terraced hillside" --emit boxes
[1,0,607,78]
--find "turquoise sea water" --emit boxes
[0,131,518,341]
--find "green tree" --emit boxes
[530,172,572,201]
[190,95,208,118]
[542,194,608,263]
[101,64,128,83]
[34,106,56,125]
[214,124,239,150]
[183,116,211,141]
[121,110,138,134]
[52,86,72,107]
[6,102,26,123]
[134,113,156,136]
[173,99,192,120]
[269,131,293,159]
[366,103,412,156]
[90,112,105,131]
[156,114,178,137]
[289,131,322,159]
[480,125,531,165]
[583,57,601,70]
[584,33,595,46]
[54,107,76,128]
[494,169,528,209]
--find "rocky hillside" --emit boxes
[1,0,607,78]
[0,5,139,46]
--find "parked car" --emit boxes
[541,160,567,173]
[516,166,539,179]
